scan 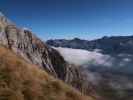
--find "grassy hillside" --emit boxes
[0,45,93,100]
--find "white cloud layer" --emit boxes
[54,47,112,66]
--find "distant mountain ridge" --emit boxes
[47,36,133,54]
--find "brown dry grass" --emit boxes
[0,45,94,100]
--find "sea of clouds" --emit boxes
[54,47,133,69]
[54,47,113,67]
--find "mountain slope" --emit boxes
[0,13,73,82]
[0,13,101,99]
[0,45,93,100]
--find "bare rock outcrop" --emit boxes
[0,14,59,78]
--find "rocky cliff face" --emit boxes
[0,14,72,82]
[0,13,97,99]
[0,14,58,77]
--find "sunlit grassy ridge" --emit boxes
[0,45,93,100]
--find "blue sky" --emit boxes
[1,0,133,40]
